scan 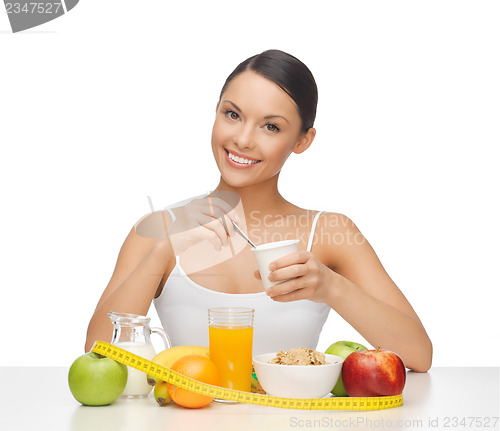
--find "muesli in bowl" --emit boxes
[269,347,328,365]
[253,348,343,398]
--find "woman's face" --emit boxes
[211,70,313,189]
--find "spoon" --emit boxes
[231,220,257,248]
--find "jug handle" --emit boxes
[150,327,172,349]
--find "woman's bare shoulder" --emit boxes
[111,211,176,266]
[312,212,367,265]
[133,210,174,238]
[311,211,361,237]
[317,211,357,227]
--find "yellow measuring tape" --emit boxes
[92,341,403,411]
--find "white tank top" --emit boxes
[154,208,330,355]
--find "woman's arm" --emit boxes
[266,213,433,372]
[84,215,176,352]
[85,197,238,352]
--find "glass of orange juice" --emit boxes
[208,307,254,396]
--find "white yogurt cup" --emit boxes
[251,239,299,291]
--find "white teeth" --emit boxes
[227,151,259,165]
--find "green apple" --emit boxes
[325,341,368,396]
[68,352,128,406]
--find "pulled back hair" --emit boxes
[219,49,318,133]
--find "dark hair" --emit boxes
[219,49,318,133]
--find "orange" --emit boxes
[167,354,220,408]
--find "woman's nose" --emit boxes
[233,124,255,149]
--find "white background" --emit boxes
[1,1,498,367]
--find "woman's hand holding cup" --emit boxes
[264,250,338,304]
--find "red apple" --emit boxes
[342,348,406,397]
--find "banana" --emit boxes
[154,380,172,406]
[251,374,266,394]
[147,345,210,386]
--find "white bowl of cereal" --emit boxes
[252,348,344,399]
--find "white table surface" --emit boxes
[0,367,498,431]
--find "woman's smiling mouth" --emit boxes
[224,148,262,168]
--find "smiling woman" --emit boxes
[211,70,316,189]
[85,49,432,373]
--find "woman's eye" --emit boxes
[265,123,280,132]
[224,110,239,120]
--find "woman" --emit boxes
[86,50,432,372]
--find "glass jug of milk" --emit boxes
[108,311,172,398]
